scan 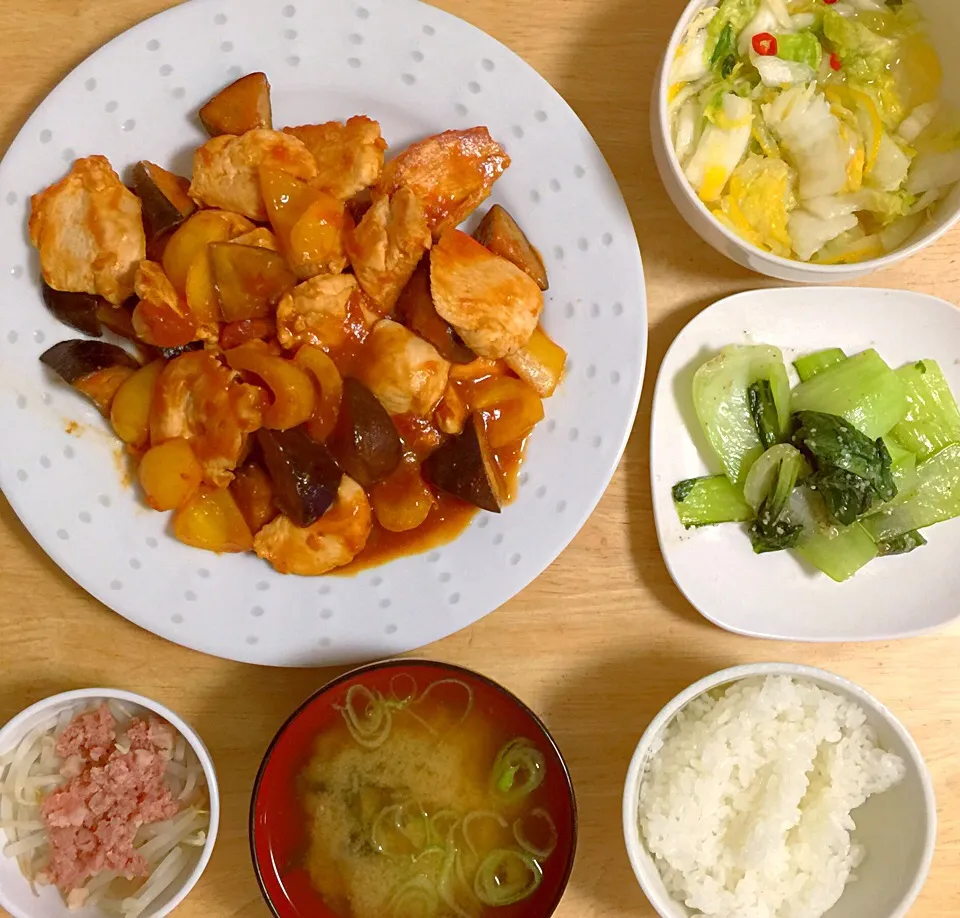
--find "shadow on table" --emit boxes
[620,293,723,627]
[549,0,758,287]
[540,645,737,914]
[549,0,773,628]
[181,662,350,915]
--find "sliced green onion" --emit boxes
[405,680,475,737]
[438,846,479,918]
[473,849,543,907]
[372,801,429,857]
[461,811,508,859]
[513,809,558,860]
[336,684,393,749]
[427,809,460,848]
[411,845,446,872]
[491,738,546,802]
[388,875,439,918]
[389,673,419,708]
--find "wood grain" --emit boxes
[1,1,958,916]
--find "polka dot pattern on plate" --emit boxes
[0,0,645,667]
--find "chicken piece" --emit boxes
[377,127,510,237]
[189,130,317,221]
[345,188,431,313]
[434,382,468,435]
[275,274,361,351]
[430,228,543,359]
[134,260,180,313]
[150,351,264,487]
[254,476,372,575]
[354,319,450,417]
[29,155,146,305]
[284,116,387,200]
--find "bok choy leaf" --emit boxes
[692,345,791,486]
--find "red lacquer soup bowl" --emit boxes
[249,659,578,918]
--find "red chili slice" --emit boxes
[752,32,778,57]
[830,52,843,71]
[823,0,838,4]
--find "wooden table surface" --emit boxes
[1,1,958,916]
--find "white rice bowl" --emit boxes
[637,675,907,918]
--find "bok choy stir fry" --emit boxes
[673,344,960,581]
[669,0,960,263]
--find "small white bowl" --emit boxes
[622,663,936,918]
[652,0,960,282]
[0,689,220,918]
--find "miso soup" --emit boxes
[298,668,572,918]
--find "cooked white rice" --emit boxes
[637,675,906,918]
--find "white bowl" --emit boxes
[622,663,936,918]
[0,689,220,918]
[652,0,960,282]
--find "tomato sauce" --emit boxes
[338,436,526,573]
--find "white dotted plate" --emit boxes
[0,0,646,665]
[651,287,960,642]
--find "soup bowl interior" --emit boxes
[653,0,960,282]
[250,659,577,918]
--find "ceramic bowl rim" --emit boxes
[621,662,937,918]
[249,657,579,918]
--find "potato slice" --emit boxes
[111,360,165,447]
[423,413,503,512]
[259,164,318,249]
[288,191,349,278]
[377,127,510,237]
[395,259,475,364]
[173,486,254,552]
[465,376,544,448]
[139,438,204,511]
[430,228,543,359]
[209,242,297,322]
[163,209,255,293]
[131,161,196,242]
[473,205,548,291]
[504,325,567,398]
[198,72,272,136]
[370,458,435,532]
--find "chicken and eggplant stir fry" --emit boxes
[31,72,566,576]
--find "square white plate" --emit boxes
[651,287,960,642]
